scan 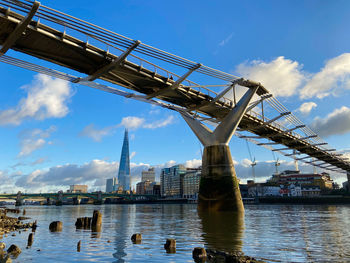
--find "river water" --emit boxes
[2,204,350,262]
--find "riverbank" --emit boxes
[0,208,36,236]
[257,195,350,205]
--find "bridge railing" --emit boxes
[0,0,349,173]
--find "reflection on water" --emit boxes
[113,206,129,263]
[198,210,244,252]
[2,204,350,262]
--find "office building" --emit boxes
[106,177,118,193]
[118,129,131,191]
[182,169,201,199]
[141,167,155,182]
[68,185,88,193]
[160,165,187,198]
[136,180,152,195]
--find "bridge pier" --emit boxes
[181,86,258,212]
[93,191,103,205]
[73,197,81,205]
[56,190,63,206]
[15,191,23,206]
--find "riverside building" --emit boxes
[68,185,88,193]
[136,180,160,195]
[160,165,201,199]
[136,180,152,195]
[182,168,201,199]
[268,170,334,191]
[106,177,118,193]
[161,165,187,198]
[141,168,155,182]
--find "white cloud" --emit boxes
[301,53,350,99]
[143,115,174,129]
[184,159,202,168]
[297,102,317,115]
[310,106,350,137]
[14,159,175,192]
[236,56,305,97]
[79,124,116,142]
[15,159,118,191]
[31,157,48,166]
[121,116,145,130]
[80,115,175,142]
[234,53,350,100]
[219,33,234,47]
[0,74,73,125]
[130,151,136,160]
[18,126,56,157]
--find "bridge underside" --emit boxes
[0,7,348,172]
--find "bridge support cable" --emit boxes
[180,86,258,212]
[146,63,201,99]
[245,94,273,112]
[0,54,188,114]
[269,125,306,139]
[187,79,242,112]
[249,112,291,130]
[76,40,141,82]
[0,1,40,56]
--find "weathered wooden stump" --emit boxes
[7,244,21,257]
[27,233,34,246]
[49,221,62,232]
[77,240,81,252]
[131,233,142,244]
[192,247,207,261]
[164,238,176,253]
[91,210,102,231]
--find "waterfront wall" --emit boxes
[258,196,350,205]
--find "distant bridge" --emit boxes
[0,0,349,210]
[0,191,157,205]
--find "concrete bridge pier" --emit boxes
[73,197,81,205]
[56,190,63,206]
[181,86,258,212]
[15,191,23,206]
[93,191,103,205]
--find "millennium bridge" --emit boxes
[0,0,349,211]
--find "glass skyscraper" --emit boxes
[118,129,131,191]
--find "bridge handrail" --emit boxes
[0,0,241,82]
[0,0,349,172]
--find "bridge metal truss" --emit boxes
[0,0,349,174]
[0,192,156,201]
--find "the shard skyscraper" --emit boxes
[118,129,131,191]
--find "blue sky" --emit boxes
[1,0,350,192]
